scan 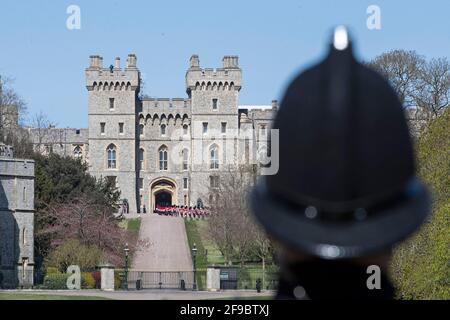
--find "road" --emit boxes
[132,214,193,272]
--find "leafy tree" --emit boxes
[33,153,121,260]
[391,108,450,299]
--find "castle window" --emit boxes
[138,178,144,190]
[76,129,80,135]
[260,124,267,137]
[139,124,144,136]
[210,145,219,169]
[73,146,82,159]
[109,98,115,110]
[119,122,124,134]
[184,195,188,206]
[23,187,26,203]
[22,228,26,245]
[209,175,219,189]
[183,124,188,136]
[139,148,144,170]
[221,122,227,134]
[202,122,208,135]
[212,98,218,110]
[183,177,188,190]
[159,146,168,171]
[107,144,117,169]
[161,124,166,136]
[182,148,189,171]
[100,122,106,135]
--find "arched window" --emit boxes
[159,146,168,171]
[73,146,82,159]
[182,148,189,171]
[107,144,117,169]
[139,148,145,170]
[161,124,166,136]
[139,124,144,136]
[183,124,188,136]
[210,145,219,170]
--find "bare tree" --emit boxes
[368,50,425,108]
[30,110,57,153]
[0,75,26,142]
[415,57,450,119]
[206,164,273,267]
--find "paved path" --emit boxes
[133,215,193,272]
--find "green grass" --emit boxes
[184,219,225,267]
[127,218,141,234]
[0,292,110,300]
[184,219,279,290]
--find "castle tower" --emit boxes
[185,55,242,204]
[85,54,140,213]
[0,143,35,288]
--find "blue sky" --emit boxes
[0,0,449,128]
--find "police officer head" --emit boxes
[250,27,431,298]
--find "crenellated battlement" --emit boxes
[86,54,140,90]
[186,54,242,95]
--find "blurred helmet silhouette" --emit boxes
[251,27,431,260]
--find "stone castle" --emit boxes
[0,143,35,288]
[29,54,276,213]
[25,53,428,214]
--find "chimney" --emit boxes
[190,54,200,69]
[127,54,137,68]
[271,100,278,110]
[114,57,121,69]
[223,55,239,68]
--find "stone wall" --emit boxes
[0,155,35,288]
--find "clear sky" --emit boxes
[0,0,449,128]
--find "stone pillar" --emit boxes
[206,266,220,291]
[99,264,115,291]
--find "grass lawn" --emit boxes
[184,219,278,291]
[0,292,110,300]
[127,218,141,234]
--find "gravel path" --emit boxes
[132,215,193,272]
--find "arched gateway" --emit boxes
[150,177,177,212]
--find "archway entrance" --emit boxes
[150,177,177,212]
[155,191,172,207]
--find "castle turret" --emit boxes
[85,54,140,213]
[222,55,239,69]
[272,99,278,111]
[114,57,121,70]
[189,54,200,69]
[127,54,137,69]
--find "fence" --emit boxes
[236,268,278,291]
[1,267,278,291]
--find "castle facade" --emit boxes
[30,54,276,213]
